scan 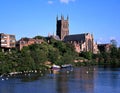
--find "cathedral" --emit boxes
[56,15,69,40]
[56,16,99,54]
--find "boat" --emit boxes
[61,64,72,68]
[51,64,61,70]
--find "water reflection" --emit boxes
[0,67,120,93]
[72,67,95,93]
[21,73,41,82]
[95,67,120,93]
[57,70,69,93]
[54,67,97,93]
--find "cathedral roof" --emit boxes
[64,33,89,42]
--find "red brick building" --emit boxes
[17,38,44,50]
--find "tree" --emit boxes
[29,44,48,64]
[48,48,60,63]
[80,52,92,60]
[0,52,5,62]
[20,46,35,71]
[110,46,118,58]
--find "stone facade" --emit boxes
[0,33,16,52]
[64,33,99,54]
[56,16,99,54]
[93,42,99,54]
[17,38,44,50]
[56,15,69,40]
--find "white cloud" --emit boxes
[48,1,53,4]
[60,0,75,4]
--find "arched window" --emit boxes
[88,39,92,51]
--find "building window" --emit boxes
[88,39,92,51]
[0,35,7,38]
[10,40,15,43]
[1,39,7,43]
[10,35,15,38]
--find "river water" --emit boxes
[0,66,120,93]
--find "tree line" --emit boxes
[94,46,120,67]
[0,36,78,74]
[0,36,120,74]
[77,40,120,67]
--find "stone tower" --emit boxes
[56,15,69,40]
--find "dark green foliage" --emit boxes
[0,38,78,74]
[33,36,44,39]
[94,45,120,67]
[48,48,60,63]
[80,52,93,60]
[48,38,78,64]
[1,37,119,74]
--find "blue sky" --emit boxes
[0,0,120,46]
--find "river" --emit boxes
[0,66,120,93]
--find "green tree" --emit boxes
[80,52,92,60]
[110,46,118,58]
[48,48,60,63]
[20,46,35,71]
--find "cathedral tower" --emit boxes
[56,15,69,40]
